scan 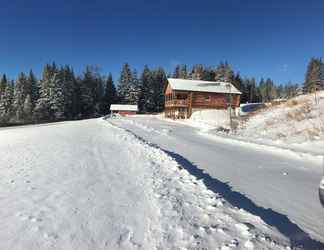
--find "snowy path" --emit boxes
[0,119,290,249]
[110,116,324,249]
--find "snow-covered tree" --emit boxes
[80,66,95,118]
[0,82,13,124]
[118,63,133,103]
[138,65,154,112]
[304,57,323,93]
[103,73,117,114]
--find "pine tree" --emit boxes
[202,66,216,81]
[215,62,234,82]
[61,65,76,119]
[23,94,33,122]
[172,65,181,78]
[152,67,167,112]
[49,71,65,120]
[0,74,7,94]
[80,66,95,118]
[191,64,204,80]
[118,63,134,104]
[27,69,39,107]
[138,65,153,112]
[179,65,188,79]
[12,72,29,123]
[103,73,117,114]
[0,82,13,124]
[233,73,243,92]
[304,57,322,93]
[128,69,140,105]
[34,65,54,122]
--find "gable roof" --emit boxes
[167,78,241,94]
[110,104,138,111]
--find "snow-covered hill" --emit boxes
[236,91,324,155]
[0,119,290,249]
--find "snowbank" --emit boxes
[189,109,230,129]
[236,91,324,155]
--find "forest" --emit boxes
[0,58,323,126]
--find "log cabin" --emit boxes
[164,78,241,119]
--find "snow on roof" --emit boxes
[110,104,138,111]
[167,78,241,94]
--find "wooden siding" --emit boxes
[192,92,240,109]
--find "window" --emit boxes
[205,95,211,103]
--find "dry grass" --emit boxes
[286,99,299,107]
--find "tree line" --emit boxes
[0,58,321,126]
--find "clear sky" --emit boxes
[0,0,324,84]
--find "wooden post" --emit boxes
[188,92,193,118]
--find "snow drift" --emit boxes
[236,91,324,155]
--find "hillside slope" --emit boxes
[236,91,324,155]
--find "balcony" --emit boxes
[165,99,188,108]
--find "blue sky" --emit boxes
[0,0,323,84]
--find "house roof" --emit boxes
[110,104,138,111]
[167,78,241,94]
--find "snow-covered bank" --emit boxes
[0,118,290,249]
[234,91,324,156]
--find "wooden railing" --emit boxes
[165,99,188,107]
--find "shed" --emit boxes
[110,104,138,116]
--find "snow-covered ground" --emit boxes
[110,115,324,249]
[0,119,291,249]
[235,91,324,156]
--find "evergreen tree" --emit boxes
[27,69,39,107]
[0,82,13,124]
[191,64,204,80]
[34,64,55,122]
[128,69,140,105]
[179,64,188,79]
[172,65,181,78]
[138,65,153,112]
[152,67,167,112]
[118,63,133,103]
[49,71,65,120]
[304,57,322,93]
[233,73,243,92]
[23,94,33,122]
[202,66,216,81]
[215,62,234,82]
[12,72,29,123]
[0,74,7,94]
[80,66,95,118]
[103,73,117,114]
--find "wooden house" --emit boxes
[164,78,241,119]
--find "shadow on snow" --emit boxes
[114,122,324,250]
[165,151,324,250]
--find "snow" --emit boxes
[110,115,324,248]
[110,104,138,111]
[167,78,242,94]
[320,177,324,189]
[235,91,324,156]
[168,109,231,130]
[0,118,291,249]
